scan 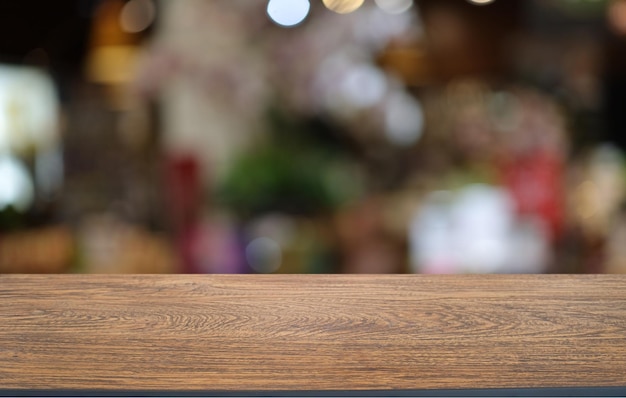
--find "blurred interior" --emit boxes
[2,0,626,274]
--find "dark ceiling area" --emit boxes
[0,0,98,71]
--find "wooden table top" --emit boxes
[1,274,625,392]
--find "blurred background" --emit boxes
[2,0,626,274]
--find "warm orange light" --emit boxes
[86,0,139,86]
[609,0,626,36]
[322,0,364,14]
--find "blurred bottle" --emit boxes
[164,154,201,273]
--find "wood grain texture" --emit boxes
[1,275,626,391]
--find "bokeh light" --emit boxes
[0,65,59,160]
[374,0,414,15]
[339,64,388,109]
[267,0,311,27]
[384,92,424,146]
[467,0,496,5]
[120,0,156,33]
[245,237,283,273]
[0,155,34,212]
[322,0,365,14]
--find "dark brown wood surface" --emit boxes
[1,275,626,391]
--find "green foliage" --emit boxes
[0,206,26,232]
[216,109,364,219]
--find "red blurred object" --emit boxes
[501,148,565,242]
[164,154,202,273]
